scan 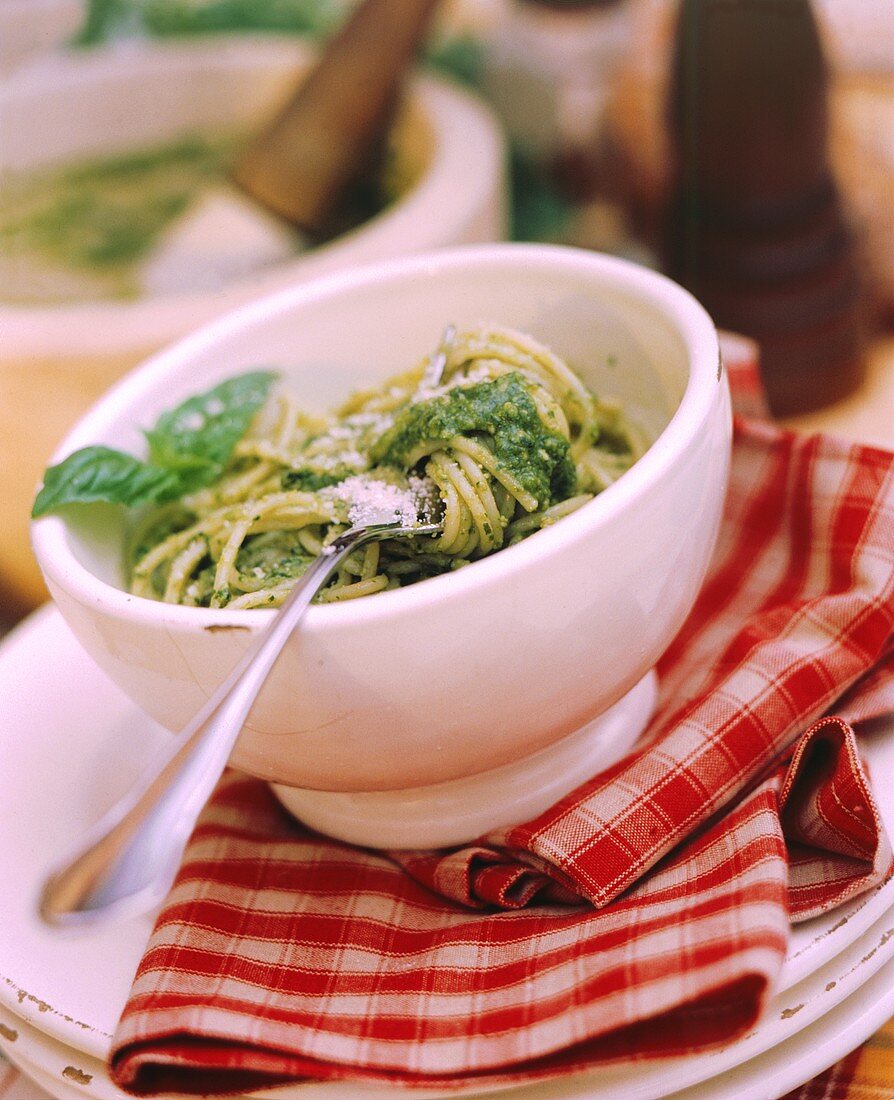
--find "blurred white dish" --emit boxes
[2,606,894,1097]
[0,35,505,355]
[0,35,505,608]
[31,244,729,845]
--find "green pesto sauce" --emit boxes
[235,530,314,581]
[0,137,235,299]
[372,373,576,507]
[281,465,360,492]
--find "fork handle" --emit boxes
[38,536,360,928]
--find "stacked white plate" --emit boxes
[2,606,894,1100]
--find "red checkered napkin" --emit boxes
[110,340,894,1096]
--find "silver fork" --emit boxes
[39,519,441,929]
[420,323,456,391]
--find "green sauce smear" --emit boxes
[372,373,576,507]
[0,137,233,286]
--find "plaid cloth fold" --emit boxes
[110,339,894,1096]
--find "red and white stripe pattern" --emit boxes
[109,339,894,1095]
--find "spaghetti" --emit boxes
[129,324,639,608]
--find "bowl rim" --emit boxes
[31,242,724,632]
[0,35,505,354]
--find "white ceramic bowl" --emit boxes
[32,244,730,845]
[0,36,505,607]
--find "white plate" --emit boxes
[1,607,893,1097]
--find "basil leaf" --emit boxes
[32,370,278,517]
[31,446,179,517]
[144,370,276,492]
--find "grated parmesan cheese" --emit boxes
[321,473,438,528]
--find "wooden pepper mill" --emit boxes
[663,0,864,416]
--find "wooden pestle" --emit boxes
[232,0,441,238]
[663,0,864,416]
